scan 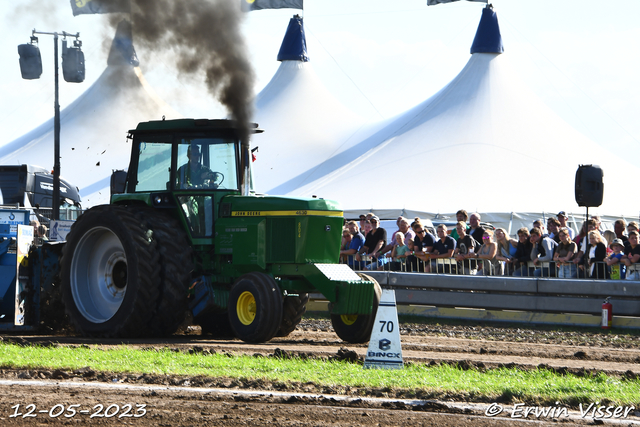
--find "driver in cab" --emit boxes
[177,144,218,189]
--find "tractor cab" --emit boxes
[115,119,259,240]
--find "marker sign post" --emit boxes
[363,288,403,369]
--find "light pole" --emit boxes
[18,30,84,221]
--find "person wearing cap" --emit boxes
[557,211,575,239]
[605,238,626,280]
[177,144,219,189]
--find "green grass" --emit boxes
[0,342,639,407]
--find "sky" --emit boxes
[0,0,639,169]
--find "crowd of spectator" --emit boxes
[340,210,640,280]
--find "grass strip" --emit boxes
[0,342,638,406]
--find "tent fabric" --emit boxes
[470,6,504,54]
[252,16,366,194]
[271,9,640,217]
[277,15,309,62]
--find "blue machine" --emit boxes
[0,209,32,330]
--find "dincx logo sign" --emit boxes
[363,289,403,369]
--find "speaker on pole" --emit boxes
[575,165,604,207]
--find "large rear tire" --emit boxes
[276,293,309,337]
[60,205,161,337]
[228,272,282,343]
[134,208,193,336]
[330,274,381,343]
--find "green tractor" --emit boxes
[59,118,380,343]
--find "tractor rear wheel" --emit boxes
[228,272,282,343]
[134,208,193,336]
[60,205,161,337]
[330,274,381,343]
[276,293,309,337]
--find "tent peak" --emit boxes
[277,15,309,62]
[107,19,140,67]
[470,4,504,55]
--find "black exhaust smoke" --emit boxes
[110,0,255,144]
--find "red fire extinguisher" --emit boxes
[601,297,612,329]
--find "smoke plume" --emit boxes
[112,0,255,142]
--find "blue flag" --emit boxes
[70,0,131,16]
[242,0,303,12]
[427,0,487,5]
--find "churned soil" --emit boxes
[1,317,640,426]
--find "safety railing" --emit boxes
[341,254,640,281]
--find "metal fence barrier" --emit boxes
[360,271,640,318]
[342,254,638,281]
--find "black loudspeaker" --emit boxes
[575,165,604,207]
[62,40,85,83]
[18,43,42,80]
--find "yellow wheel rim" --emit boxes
[340,314,358,326]
[237,291,256,325]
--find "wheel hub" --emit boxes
[70,227,128,323]
[340,314,358,326]
[237,291,256,325]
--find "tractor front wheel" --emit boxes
[330,274,381,343]
[228,272,282,343]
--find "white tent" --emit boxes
[272,6,639,220]
[0,21,179,206]
[251,16,366,194]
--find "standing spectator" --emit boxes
[474,229,498,276]
[380,217,414,257]
[362,220,373,237]
[530,227,558,277]
[553,227,578,278]
[388,233,410,271]
[410,223,436,272]
[431,224,456,273]
[533,219,547,238]
[356,216,387,269]
[468,213,485,247]
[573,219,597,277]
[495,228,518,275]
[512,227,534,277]
[583,231,607,279]
[450,210,470,241]
[602,230,616,256]
[359,214,367,232]
[454,221,477,275]
[340,228,352,263]
[614,219,628,243]
[605,239,626,280]
[547,218,561,243]
[621,230,640,280]
[592,215,603,233]
[557,211,575,239]
[341,221,365,269]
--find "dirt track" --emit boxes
[2,319,640,426]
